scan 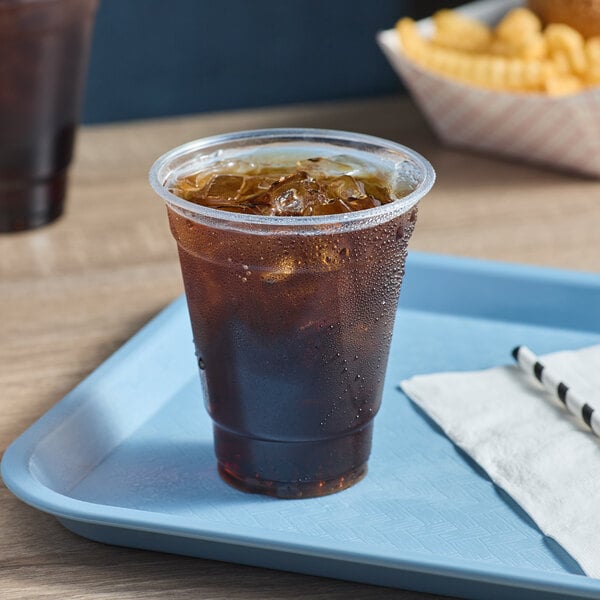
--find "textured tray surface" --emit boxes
[4,253,600,598]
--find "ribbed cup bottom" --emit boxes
[0,172,66,232]
[214,422,373,499]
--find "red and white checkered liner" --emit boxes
[377,0,600,178]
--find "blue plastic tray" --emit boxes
[4,252,600,599]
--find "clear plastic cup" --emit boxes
[150,129,435,498]
[0,0,98,232]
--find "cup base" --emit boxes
[0,172,66,233]
[213,421,373,499]
[218,461,368,499]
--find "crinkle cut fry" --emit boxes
[395,8,600,96]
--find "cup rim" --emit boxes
[149,128,435,229]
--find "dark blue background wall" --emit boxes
[82,0,460,123]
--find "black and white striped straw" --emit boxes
[512,345,600,437]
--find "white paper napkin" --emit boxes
[401,344,600,577]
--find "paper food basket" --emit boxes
[377,0,600,178]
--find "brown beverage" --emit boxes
[150,130,435,498]
[0,0,98,232]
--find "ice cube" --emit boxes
[203,174,245,200]
[265,172,326,216]
[362,180,391,203]
[296,157,354,178]
[390,160,417,199]
[170,176,203,201]
[199,159,257,178]
[346,196,382,211]
[275,189,305,215]
[309,201,348,216]
[325,175,367,201]
[309,198,353,216]
[234,176,276,207]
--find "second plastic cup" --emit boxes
[0,0,98,232]
[150,129,434,498]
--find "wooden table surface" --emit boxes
[1,96,599,600]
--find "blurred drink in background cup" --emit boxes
[0,0,98,232]
[150,129,434,498]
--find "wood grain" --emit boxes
[1,96,599,600]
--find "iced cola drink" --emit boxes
[0,0,98,232]
[150,129,434,498]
